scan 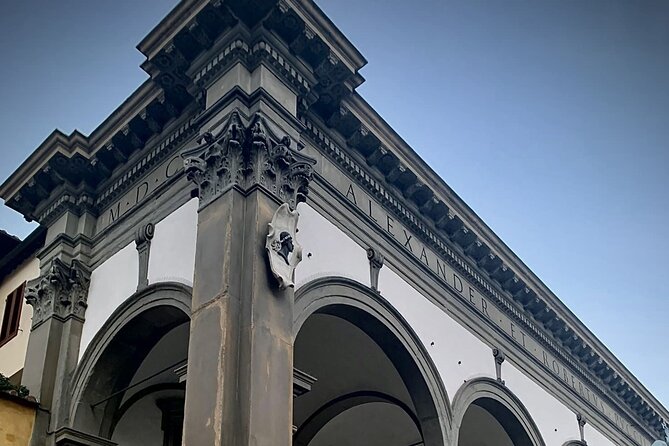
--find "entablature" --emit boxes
[299,95,669,439]
[0,0,665,441]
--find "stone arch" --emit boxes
[294,390,421,445]
[452,377,545,446]
[68,281,191,438]
[294,276,451,446]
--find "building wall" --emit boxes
[296,202,616,446]
[0,258,39,378]
[148,198,197,286]
[73,190,623,445]
[0,396,36,446]
[80,199,197,360]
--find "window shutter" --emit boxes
[0,282,25,346]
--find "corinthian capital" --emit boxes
[181,111,316,210]
[25,258,91,329]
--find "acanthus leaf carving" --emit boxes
[25,258,91,329]
[181,110,316,209]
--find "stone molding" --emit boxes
[135,222,155,290]
[366,246,384,292]
[182,110,316,210]
[25,258,91,329]
[301,113,661,439]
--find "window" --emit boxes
[0,282,25,347]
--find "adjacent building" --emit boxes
[0,1,666,445]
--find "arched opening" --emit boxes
[453,378,544,446]
[69,282,191,445]
[292,277,450,446]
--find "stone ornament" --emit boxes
[266,203,302,289]
[25,258,91,329]
[577,413,587,443]
[651,423,669,446]
[181,110,316,210]
[493,347,506,385]
[366,247,384,292]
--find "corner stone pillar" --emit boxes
[22,258,91,445]
[181,110,315,446]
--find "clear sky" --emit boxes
[1,0,667,408]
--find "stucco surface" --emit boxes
[298,201,616,445]
[0,257,39,377]
[0,397,35,446]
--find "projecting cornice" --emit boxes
[301,90,669,437]
[1,0,665,439]
[2,0,365,225]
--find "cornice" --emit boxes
[300,112,666,440]
[336,93,669,431]
[1,0,663,438]
[137,0,208,60]
[284,0,367,73]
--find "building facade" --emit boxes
[0,1,666,445]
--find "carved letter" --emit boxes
[402,230,413,252]
[135,181,149,204]
[453,273,463,293]
[345,183,357,205]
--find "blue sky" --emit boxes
[1,0,667,408]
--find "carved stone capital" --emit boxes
[25,258,91,329]
[181,111,316,210]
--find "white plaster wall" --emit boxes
[0,257,39,377]
[298,202,617,446]
[379,267,494,397]
[504,362,581,444]
[148,199,197,287]
[294,203,369,287]
[79,242,138,360]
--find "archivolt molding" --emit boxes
[301,112,661,439]
[68,281,191,431]
[451,377,546,446]
[294,276,452,446]
[293,390,420,446]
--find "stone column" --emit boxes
[181,110,315,446]
[22,258,91,445]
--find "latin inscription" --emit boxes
[338,178,649,446]
[97,154,183,233]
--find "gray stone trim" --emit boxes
[134,222,155,290]
[54,427,117,446]
[25,258,91,330]
[68,282,191,437]
[94,112,202,211]
[304,181,647,446]
[451,377,546,446]
[493,347,506,385]
[181,110,316,210]
[302,118,657,442]
[294,275,451,446]
[293,391,421,446]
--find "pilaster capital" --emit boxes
[25,258,91,329]
[181,110,316,210]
